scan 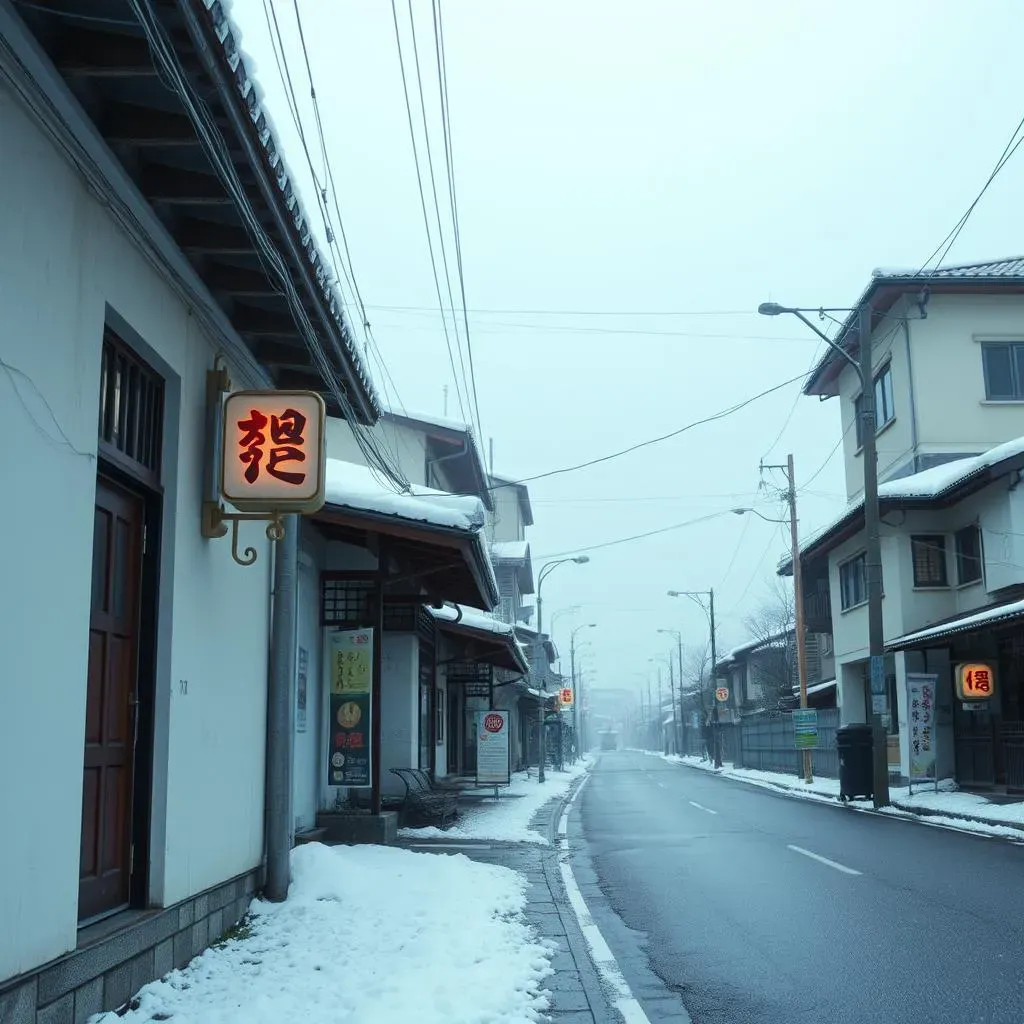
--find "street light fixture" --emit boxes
[758,299,889,808]
[668,588,721,766]
[535,556,590,782]
[731,507,787,524]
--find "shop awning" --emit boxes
[309,460,499,611]
[886,598,1024,652]
[431,606,529,674]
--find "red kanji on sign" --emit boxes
[958,662,996,701]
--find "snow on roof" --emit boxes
[806,678,836,696]
[888,598,1024,649]
[781,434,1024,572]
[383,406,473,435]
[324,460,486,532]
[871,257,1024,280]
[430,605,515,637]
[491,540,530,562]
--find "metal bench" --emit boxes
[409,768,499,803]
[390,768,459,828]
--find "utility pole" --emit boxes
[859,303,891,808]
[657,666,664,752]
[761,454,812,784]
[668,651,678,755]
[647,678,653,750]
[709,588,721,768]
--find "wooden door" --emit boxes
[80,478,143,921]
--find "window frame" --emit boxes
[910,534,949,589]
[854,362,895,449]
[838,552,868,611]
[954,524,984,586]
[981,341,1024,401]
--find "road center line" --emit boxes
[688,800,717,815]
[787,844,861,875]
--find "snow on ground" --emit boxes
[652,751,1024,838]
[400,759,591,845]
[100,843,554,1024]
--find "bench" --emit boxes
[389,768,459,828]
[409,768,499,803]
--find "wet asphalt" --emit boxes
[569,749,1024,1024]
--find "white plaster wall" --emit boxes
[380,634,418,796]
[0,82,269,979]
[489,485,524,544]
[325,416,427,485]
[836,294,1024,501]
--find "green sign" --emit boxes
[793,709,818,750]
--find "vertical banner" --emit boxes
[907,672,938,790]
[476,710,510,785]
[792,709,819,749]
[296,647,308,733]
[327,629,374,787]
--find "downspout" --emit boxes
[902,315,920,467]
[265,515,298,902]
[425,438,468,489]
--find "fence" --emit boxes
[727,707,841,779]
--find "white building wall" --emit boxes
[837,293,1024,501]
[489,485,524,544]
[380,634,419,796]
[0,81,270,980]
[326,417,427,485]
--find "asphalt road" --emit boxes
[574,750,1024,1024]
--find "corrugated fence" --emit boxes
[721,708,841,779]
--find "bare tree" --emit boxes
[741,577,797,709]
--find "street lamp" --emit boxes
[535,556,590,782]
[758,299,889,808]
[569,623,596,757]
[668,589,721,766]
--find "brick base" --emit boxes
[0,868,261,1024]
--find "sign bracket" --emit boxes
[201,502,285,565]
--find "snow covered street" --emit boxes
[399,759,592,845]
[99,844,556,1024]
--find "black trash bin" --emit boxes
[836,723,874,801]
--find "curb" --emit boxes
[669,754,1024,835]
[545,760,594,845]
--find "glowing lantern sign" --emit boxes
[956,663,996,702]
[221,390,327,514]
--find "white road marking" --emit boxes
[688,800,717,815]
[787,844,861,876]
[557,777,658,1024]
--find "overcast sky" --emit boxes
[231,0,1024,700]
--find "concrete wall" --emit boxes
[836,293,1024,501]
[380,634,418,796]
[0,82,269,980]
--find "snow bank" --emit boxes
[402,759,591,845]
[101,843,554,1024]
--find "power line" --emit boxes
[389,0,471,425]
[490,369,808,488]
[433,0,484,448]
[917,110,1024,274]
[365,303,758,317]
[534,511,732,560]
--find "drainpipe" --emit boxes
[265,515,298,902]
[426,439,468,489]
[902,315,920,466]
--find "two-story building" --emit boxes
[783,258,1024,785]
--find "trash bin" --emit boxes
[836,723,874,801]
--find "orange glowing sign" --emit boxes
[221,390,326,513]
[956,662,996,701]
[560,687,574,706]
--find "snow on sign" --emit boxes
[956,662,996,701]
[221,390,326,513]
[715,686,729,703]
[476,710,510,786]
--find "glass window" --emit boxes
[854,364,894,447]
[955,525,983,585]
[839,553,867,610]
[982,342,1024,400]
[911,535,948,587]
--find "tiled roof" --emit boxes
[873,256,1024,280]
[203,1,379,414]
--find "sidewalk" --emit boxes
[652,750,1024,838]
[399,766,617,1023]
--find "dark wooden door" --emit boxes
[80,478,143,921]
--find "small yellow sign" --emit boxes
[956,662,995,701]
